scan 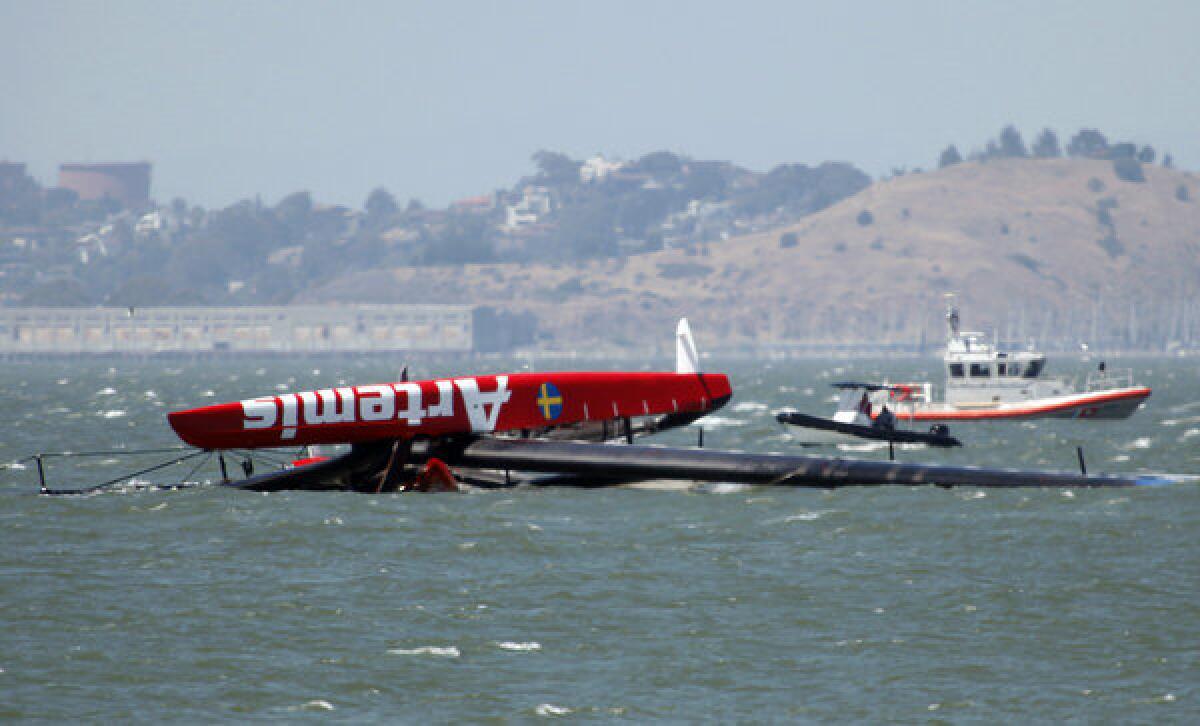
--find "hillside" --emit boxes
[307,158,1200,351]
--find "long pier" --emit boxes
[0,304,473,354]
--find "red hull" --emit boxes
[168,371,732,450]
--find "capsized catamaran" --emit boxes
[21,319,1185,494]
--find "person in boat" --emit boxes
[858,392,872,416]
[874,404,896,431]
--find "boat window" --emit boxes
[997,363,1006,376]
[1022,359,1044,378]
[948,363,965,378]
[1008,363,1021,376]
[969,363,991,377]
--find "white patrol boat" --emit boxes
[872,298,1151,422]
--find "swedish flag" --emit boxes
[536,382,563,421]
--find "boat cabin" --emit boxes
[940,323,1068,404]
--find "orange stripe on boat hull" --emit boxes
[891,387,1151,422]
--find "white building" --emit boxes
[503,186,553,230]
[580,154,624,183]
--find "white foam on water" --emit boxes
[495,641,541,651]
[782,510,828,522]
[99,410,126,419]
[698,416,746,428]
[536,703,571,717]
[1111,454,1131,463]
[1127,437,1154,449]
[56,378,69,385]
[1180,428,1200,441]
[838,441,889,452]
[706,482,750,494]
[143,390,157,399]
[97,387,117,396]
[731,401,768,413]
[387,646,460,657]
[201,390,215,397]
[288,700,335,712]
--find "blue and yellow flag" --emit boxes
[536,382,563,421]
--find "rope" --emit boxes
[39,449,209,496]
[24,446,192,459]
[179,450,215,485]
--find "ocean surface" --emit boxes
[2,355,1197,722]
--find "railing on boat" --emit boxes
[1084,368,1134,392]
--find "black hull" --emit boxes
[776,411,961,447]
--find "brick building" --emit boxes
[58,162,152,207]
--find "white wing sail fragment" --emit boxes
[675,318,699,374]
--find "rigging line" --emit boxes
[31,446,193,459]
[39,450,209,496]
[227,448,294,467]
[180,451,215,485]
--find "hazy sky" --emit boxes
[3,1,1197,208]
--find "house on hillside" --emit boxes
[503,186,553,230]
[580,154,624,183]
[451,193,497,215]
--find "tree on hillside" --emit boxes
[998,125,1028,157]
[627,151,684,177]
[532,150,581,186]
[274,191,313,241]
[552,198,619,259]
[681,160,731,199]
[1112,157,1145,183]
[938,145,963,168]
[207,199,290,263]
[365,187,399,222]
[1162,153,1174,168]
[1031,128,1061,158]
[0,165,43,225]
[1107,142,1137,160]
[1067,129,1109,158]
[1137,145,1156,164]
[421,213,494,265]
[20,279,95,306]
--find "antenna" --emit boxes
[943,292,960,338]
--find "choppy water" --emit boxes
[2,356,1198,721]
